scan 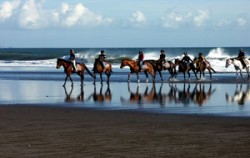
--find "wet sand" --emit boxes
[1,106,250,158]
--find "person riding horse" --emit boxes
[137,51,144,71]
[69,49,77,72]
[181,52,193,69]
[197,52,208,68]
[98,50,107,71]
[235,49,246,68]
[158,50,166,70]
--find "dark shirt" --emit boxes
[159,54,165,60]
[99,54,106,61]
[238,52,245,58]
[182,55,192,63]
[138,54,144,61]
[70,53,76,60]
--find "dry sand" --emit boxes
[0,106,250,158]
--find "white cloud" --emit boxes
[19,0,48,29]
[193,10,209,27]
[161,11,193,29]
[0,0,20,22]
[236,17,247,27]
[61,3,112,27]
[129,11,146,26]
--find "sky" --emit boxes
[0,0,249,48]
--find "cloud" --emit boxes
[0,0,20,22]
[193,10,209,27]
[129,11,146,26]
[236,17,247,27]
[12,1,112,29]
[60,2,112,27]
[161,10,209,29]
[19,0,48,29]
[161,11,193,29]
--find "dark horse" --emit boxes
[56,58,95,86]
[120,58,155,83]
[174,59,198,80]
[145,60,176,81]
[193,57,216,79]
[93,58,112,83]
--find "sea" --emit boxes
[1,47,250,117]
[0,47,249,72]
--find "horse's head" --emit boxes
[192,57,199,63]
[225,58,233,68]
[56,58,63,69]
[174,58,181,65]
[120,58,132,69]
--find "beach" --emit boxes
[1,106,250,158]
[1,62,250,157]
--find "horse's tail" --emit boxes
[84,64,96,79]
[211,67,216,73]
[110,63,113,73]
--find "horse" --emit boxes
[93,58,112,83]
[56,58,95,86]
[145,60,176,80]
[120,58,155,83]
[174,59,198,80]
[225,58,250,78]
[192,57,216,79]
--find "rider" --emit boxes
[182,52,193,64]
[137,51,144,71]
[235,49,246,68]
[69,49,77,72]
[198,52,207,67]
[99,50,107,70]
[158,50,166,69]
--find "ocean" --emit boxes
[0,47,249,72]
[1,47,250,117]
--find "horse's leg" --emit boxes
[208,69,212,79]
[240,69,243,78]
[106,72,110,83]
[100,73,103,83]
[144,71,149,83]
[63,76,68,87]
[158,71,163,81]
[69,76,73,86]
[136,73,140,83]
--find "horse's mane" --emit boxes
[57,58,71,64]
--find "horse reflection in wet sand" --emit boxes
[226,84,250,105]
[88,84,112,102]
[120,83,168,107]
[63,85,84,103]
[167,83,216,106]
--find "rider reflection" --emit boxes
[191,83,216,106]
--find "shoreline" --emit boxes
[1,105,250,157]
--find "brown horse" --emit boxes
[174,59,198,80]
[193,57,216,79]
[56,58,95,86]
[93,58,112,83]
[120,58,155,83]
[145,60,176,81]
